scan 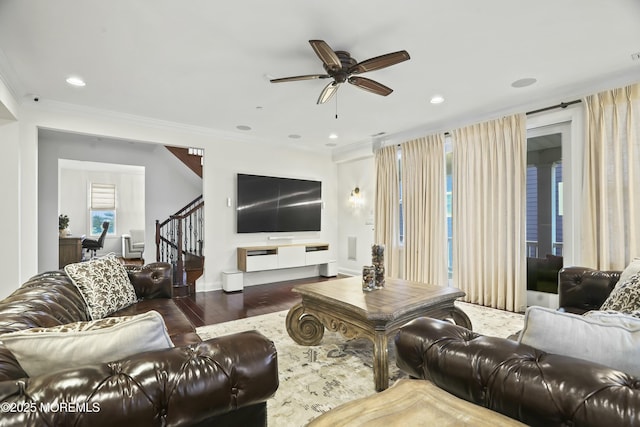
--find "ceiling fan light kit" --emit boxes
[271,40,410,104]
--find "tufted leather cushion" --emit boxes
[395,316,640,427]
[1,331,278,427]
[558,267,620,314]
[0,271,90,335]
[125,262,173,299]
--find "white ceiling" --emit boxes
[1,0,639,151]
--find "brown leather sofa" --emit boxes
[394,266,640,427]
[0,263,279,427]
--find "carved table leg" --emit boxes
[372,331,389,392]
[448,306,473,330]
[286,303,325,346]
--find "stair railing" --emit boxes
[156,195,204,287]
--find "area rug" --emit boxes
[196,301,524,426]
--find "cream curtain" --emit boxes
[400,135,448,285]
[582,83,640,270]
[452,114,527,312]
[374,145,401,278]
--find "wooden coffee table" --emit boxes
[286,276,471,391]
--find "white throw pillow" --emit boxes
[0,311,173,377]
[518,306,640,377]
[65,253,138,319]
[585,310,640,326]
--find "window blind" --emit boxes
[90,183,116,209]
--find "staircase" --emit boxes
[165,146,203,178]
[156,195,204,297]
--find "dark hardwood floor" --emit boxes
[174,275,345,328]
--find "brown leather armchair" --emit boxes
[0,263,279,426]
[558,266,620,314]
[394,266,640,426]
[395,317,640,426]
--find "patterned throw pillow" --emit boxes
[64,253,138,319]
[600,271,640,313]
[615,258,640,290]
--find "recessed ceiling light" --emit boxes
[430,95,445,104]
[329,133,338,139]
[236,125,252,131]
[288,134,301,139]
[511,78,537,88]
[66,76,86,87]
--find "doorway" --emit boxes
[526,122,571,307]
[38,129,203,272]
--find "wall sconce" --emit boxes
[349,187,363,207]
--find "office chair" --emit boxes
[82,221,109,259]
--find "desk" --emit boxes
[59,237,82,268]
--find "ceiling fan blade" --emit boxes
[317,81,339,104]
[309,40,341,70]
[349,50,410,74]
[270,74,330,83]
[348,76,393,96]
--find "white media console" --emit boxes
[237,243,332,273]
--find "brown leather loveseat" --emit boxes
[394,266,640,426]
[0,263,279,426]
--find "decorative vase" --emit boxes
[59,229,69,237]
[362,266,375,292]
[372,244,385,288]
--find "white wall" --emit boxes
[0,121,20,298]
[9,102,337,296]
[202,139,338,289]
[336,156,376,275]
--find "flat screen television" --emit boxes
[236,173,322,233]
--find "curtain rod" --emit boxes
[526,99,581,116]
[438,99,582,137]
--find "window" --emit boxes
[396,140,453,277]
[552,161,563,256]
[526,132,563,259]
[526,165,538,257]
[90,183,116,235]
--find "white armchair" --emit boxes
[122,229,145,260]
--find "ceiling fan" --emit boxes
[270,40,410,104]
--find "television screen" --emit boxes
[237,174,322,233]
